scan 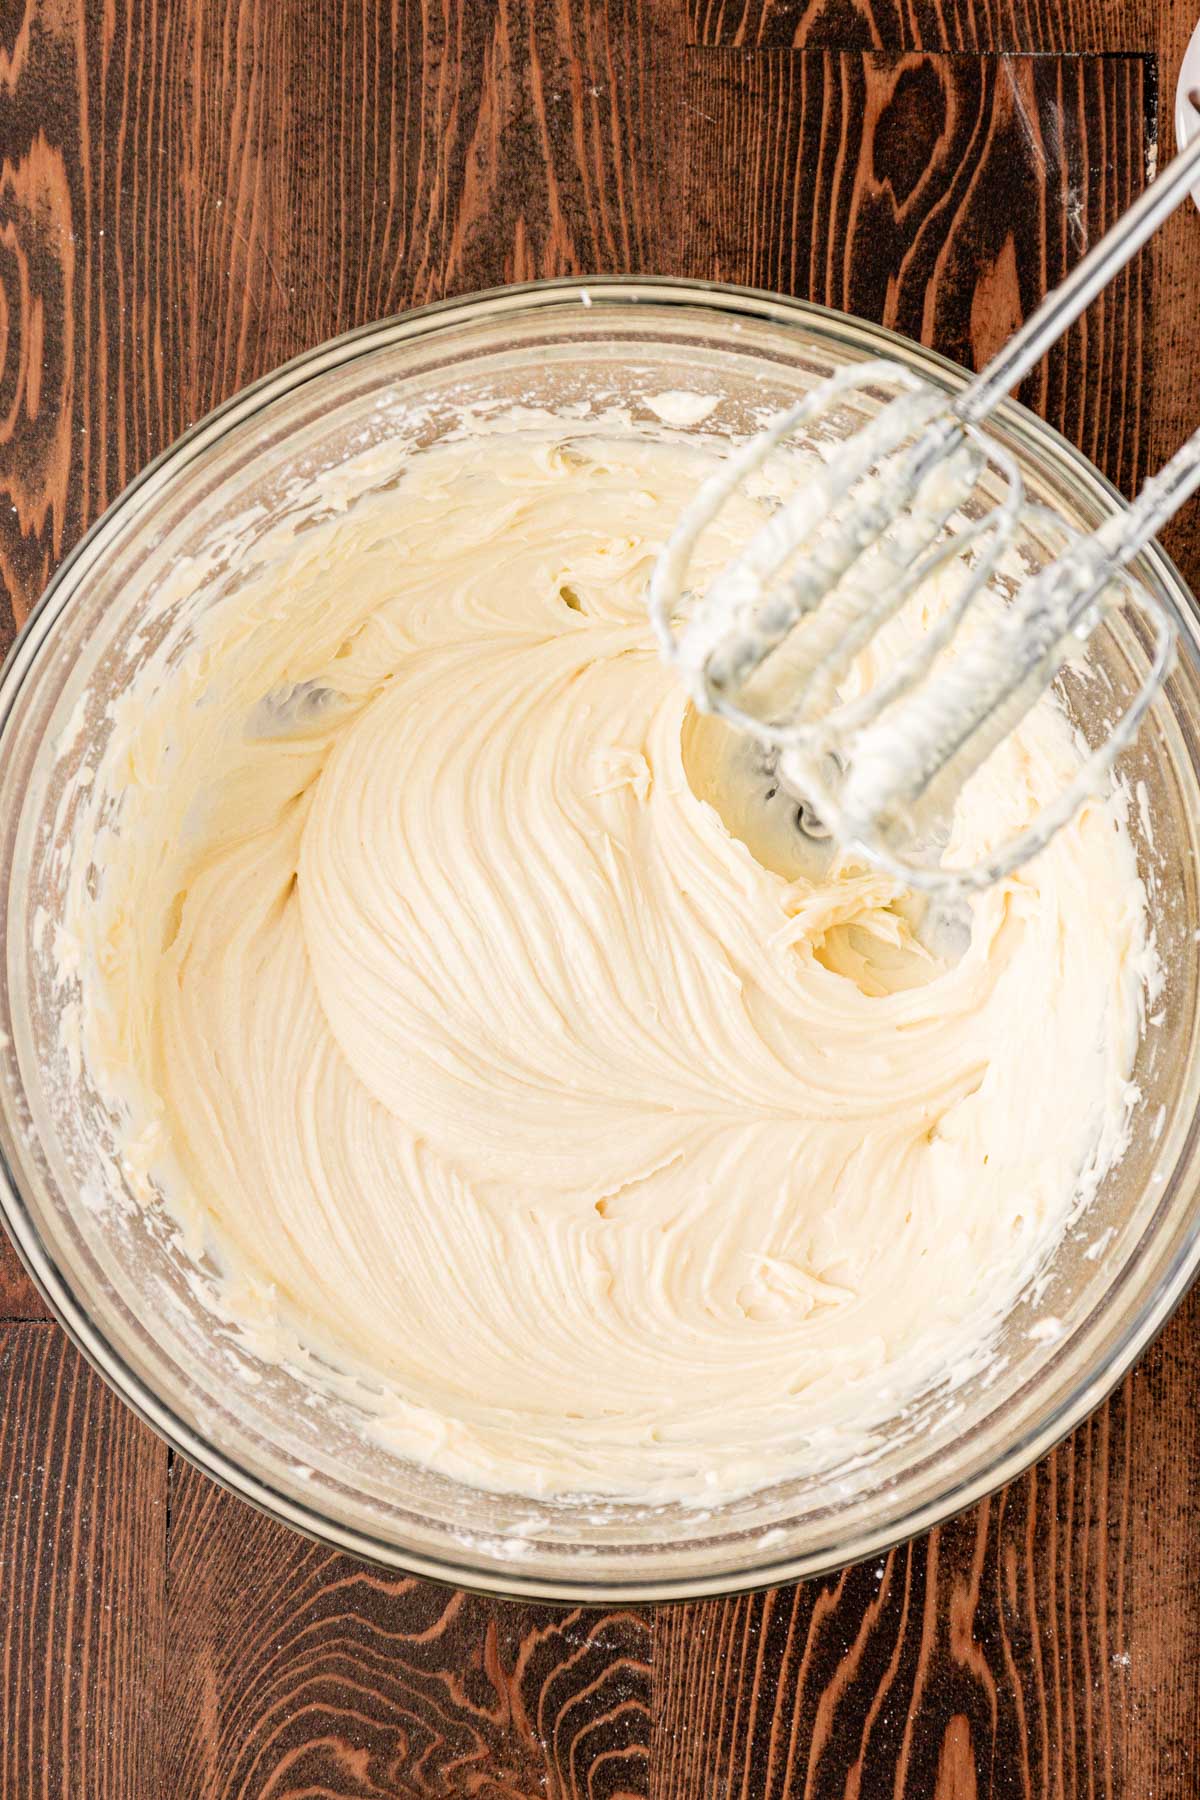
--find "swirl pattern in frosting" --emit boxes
[72,424,1149,1500]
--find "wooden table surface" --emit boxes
[3,1,1200,1795]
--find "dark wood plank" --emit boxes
[1146,5,1200,584]
[164,1458,652,1800]
[684,0,1149,53]
[284,0,681,314]
[682,48,1152,493]
[1115,1286,1200,1800]
[0,1323,168,1800]
[0,1233,49,1321]
[653,1389,1139,1798]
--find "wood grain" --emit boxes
[0,1234,48,1320]
[681,48,1152,493]
[1145,3,1200,586]
[0,1324,168,1800]
[684,0,1150,53]
[655,1381,1140,1797]
[1114,1285,1200,1800]
[164,1457,652,1800]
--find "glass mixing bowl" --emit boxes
[2,278,1200,1604]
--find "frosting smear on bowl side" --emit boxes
[65,423,1151,1502]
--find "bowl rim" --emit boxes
[3,272,1200,1604]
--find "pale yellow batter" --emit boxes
[66,422,1150,1501]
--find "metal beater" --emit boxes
[650,108,1200,898]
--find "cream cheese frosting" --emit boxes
[65,421,1151,1502]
